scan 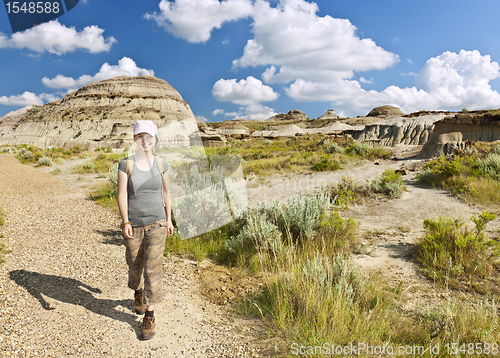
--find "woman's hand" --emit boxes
[122,223,134,239]
[166,219,174,237]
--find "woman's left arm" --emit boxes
[162,169,175,236]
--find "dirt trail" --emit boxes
[0,154,266,357]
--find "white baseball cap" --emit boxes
[133,120,157,136]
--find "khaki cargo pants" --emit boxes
[123,219,168,305]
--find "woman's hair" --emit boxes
[152,135,159,155]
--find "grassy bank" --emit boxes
[416,143,500,206]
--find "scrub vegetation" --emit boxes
[415,211,500,295]
[166,183,500,357]
[204,135,391,176]
[416,143,500,206]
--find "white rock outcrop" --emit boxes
[0,76,196,149]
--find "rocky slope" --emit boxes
[418,111,500,158]
[0,76,196,150]
[354,114,448,146]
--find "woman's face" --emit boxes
[134,132,156,153]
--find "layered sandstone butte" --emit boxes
[366,105,405,118]
[418,112,500,158]
[355,114,447,146]
[267,109,308,122]
[0,76,196,149]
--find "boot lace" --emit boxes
[139,316,153,330]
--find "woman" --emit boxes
[117,120,174,340]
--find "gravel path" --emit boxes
[0,154,265,357]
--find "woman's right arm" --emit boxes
[117,169,133,239]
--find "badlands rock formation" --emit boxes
[418,112,500,158]
[268,109,308,122]
[318,109,339,120]
[367,105,405,118]
[216,122,251,136]
[0,76,197,150]
[355,114,447,146]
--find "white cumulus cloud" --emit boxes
[286,50,500,116]
[240,104,276,120]
[0,91,44,106]
[0,20,116,55]
[415,50,500,92]
[233,0,399,83]
[212,109,225,115]
[145,0,254,43]
[212,76,279,105]
[42,57,155,89]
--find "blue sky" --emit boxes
[1,0,500,121]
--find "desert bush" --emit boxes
[370,169,406,199]
[37,156,53,167]
[312,211,358,256]
[266,190,331,245]
[224,189,332,269]
[311,156,341,171]
[326,142,345,154]
[225,208,284,269]
[108,163,119,195]
[347,142,371,156]
[70,145,82,154]
[0,146,16,154]
[415,211,499,282]
[81,162,95,173]
[172,163,247,239]
[476,153,500,179]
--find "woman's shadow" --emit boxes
[9,270,142,339]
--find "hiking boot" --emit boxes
[134,292,146,314]
[138,316,155,340]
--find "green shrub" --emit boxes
[81,162,95,173]
[415,211,499,282]
[370,169,406,199]
[37,156,53,167]
[108,163,119,194]
[326,142,345,154]
[347,142,371,156]
[225,208,284,269]
[70,145,82,154]
[476,153,500,179]
[313,211,358,256]
[0,146,17,154]
[267,190,332,245]
[312,156,341,171]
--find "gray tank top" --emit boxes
[118,156,170,227]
